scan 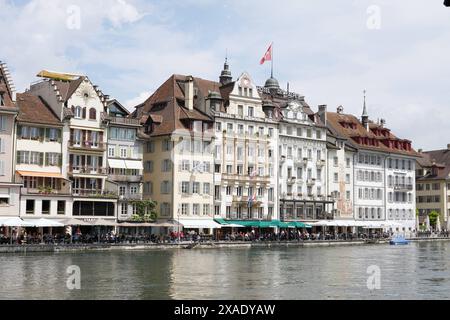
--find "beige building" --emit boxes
[133,75,218,231]
[416,146,450,229]
[0,61,21,217]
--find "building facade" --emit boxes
[416,146,450,229]
[0,61,21,217]
[15,93,72,219]
[213,72,279,221]
[326,104,419,233]
[27,71,117,221]
[134,75,217,230]
[258,82,328,223]
[107,99,144,221]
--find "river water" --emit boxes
[1,241,450,300]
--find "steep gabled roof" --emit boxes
[133,74,214,137]
[16,93,62,126]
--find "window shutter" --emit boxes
[45,128,50,141]
[39,153,44,166]
[0,161,4,176]
[0,116,6,131]
[58,154,62,167]
[45,153,49,166]
[0,138,3,153]
[69,154,73,168]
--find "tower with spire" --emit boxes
[219,55,232,86]
[361,90,369,130]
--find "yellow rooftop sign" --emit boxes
[37,70,81,81]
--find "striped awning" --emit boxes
[16,171,63,178]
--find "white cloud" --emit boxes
[1,0,450,150]
[125,91,152,111]
[108,0,145,28]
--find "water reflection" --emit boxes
[2,243,450,299]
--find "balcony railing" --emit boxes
[287,177,296,184]
[222,173,271,184]
[109,174,143,182]
[118,193,143,201]
[109,117,141,126]
[69,140,106,151]
[21,186,72,196]
[69,166,108,175]
[307,178,316,186]
[394,184,413,191]
[72,189,117,198]
[316,160,325,167]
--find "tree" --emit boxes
[130,200,158,222]
[429,211,440,227]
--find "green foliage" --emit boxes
[429,211,440,227]
[130,200,158,222]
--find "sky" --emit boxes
[0,0,449,151]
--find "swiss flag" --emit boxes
[260,43,273,65]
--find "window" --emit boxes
[193,204,200,215]
[0,196,9,206]
[181,204,189,216]
[119,186,126,196]
[120,147,127,158]
[89,108,96,120]
[162,139,172,151]
[216,122,222,132]
[334,173,338,183]
[203,183,211,195]
[46,153,60,166]
[42,200,50,215]
[162,159,172,172]
[146,141,155,153]
[161,181,171,194]
[238,105,244,117]
[74,106,82,119]
[248,106,254,117]
[0,94,4,107]
[144,161,153,173]
[203,204,210,216]
[161,203,170,217]
[333,157,338,166]
[0,160,4,176]
[316,130,322,139]
[26,200,35,214]
[182,182,190,194]
[108,146,115,157]
[192,182,200,194]
[346,158,351,168]
[130,186,138,194]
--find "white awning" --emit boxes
[178,219,222,229]
[0,217,33,227]
[22,218,65,227]
[108,159,126,169]
[125,160,144,170]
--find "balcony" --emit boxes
[109,117,141,126]
[287,177,296,184]
[307,178,316,186]
[109,174,143,183]
[72,189,117,198]
[394,184,413,191]
[233,195,249,203]
[69,140,106,151]
[21,185,72,196]
[280,155,286,163]
[222,173,271,184]
[118,193,143,201]
[68,166,108,175]
[316,160,325,167]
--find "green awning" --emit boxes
[214,219,313,229]
[284,221,313,229]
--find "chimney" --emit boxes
[418,149,423,153]
[318,105,327,124]
[185,76,194,111]
[380,119,386,128]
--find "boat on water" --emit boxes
[389,236,410,245]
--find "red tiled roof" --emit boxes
[326,111,420,157]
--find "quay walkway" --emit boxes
[3,237,450,253]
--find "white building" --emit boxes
[27,71,117,221]
[258,85,329,223]
[326,103,419,234]
[15,93,72,219]
[213,71,279,221]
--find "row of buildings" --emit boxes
[0,59,448,234]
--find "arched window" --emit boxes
[89,108,96,120]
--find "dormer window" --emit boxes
[0,93,4,106]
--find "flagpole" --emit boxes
[271,42,274,78]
